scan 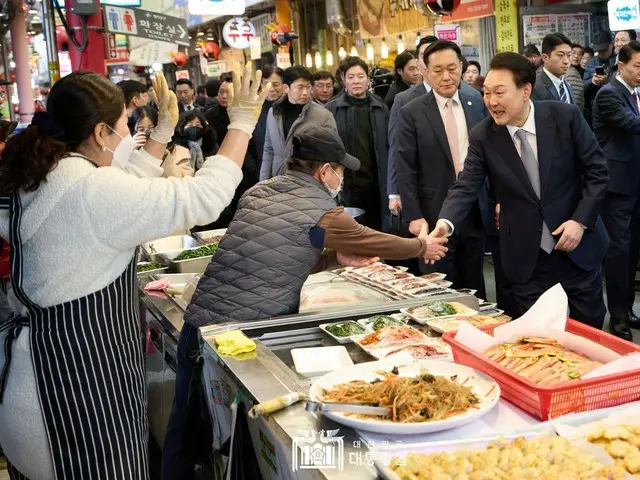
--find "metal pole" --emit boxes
[1,37,15,122]
[41,0,59,84]
[11,7,34,123]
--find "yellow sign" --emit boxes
[495,0,519,54]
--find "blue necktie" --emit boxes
[559,81,568,103]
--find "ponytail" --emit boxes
[0,120,68,195]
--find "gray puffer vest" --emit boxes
[184,170,337,327]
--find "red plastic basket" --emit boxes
[442,319,640,420]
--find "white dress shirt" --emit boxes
[433,89,469,169]
[543,68,570,104]
[424,81,432,93]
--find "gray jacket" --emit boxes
[184,171,337,327]
[259,99,337,181]
[565,66,585,111]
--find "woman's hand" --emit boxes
[133,131,147,148]
[227,62,272,137]
[150,72,179,144]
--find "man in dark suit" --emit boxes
[593,41,640,339]
[532,33,576,105]
[396,40,489,296]
[176,78,201,113]
[432,52,609,329]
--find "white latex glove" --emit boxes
[150,72,179,144]
[227,62,271,138]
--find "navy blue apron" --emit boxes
[0,193,149,479]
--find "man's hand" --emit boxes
[336,252,380,268]
[418,223,448,265]
[409,218,428,236]
[429,219,451,239]
[389,198,402,216]
[592,74,606,86]
[552,220,584,252]
[495,203,500,230]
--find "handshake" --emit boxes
[410,219,451,265]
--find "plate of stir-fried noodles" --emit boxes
[308,360,500,434]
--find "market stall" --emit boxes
[138,231,640,480]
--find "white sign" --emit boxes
[434,23,461,45]
[222,17,257,50]
[292,430,344,471]
[176,70,190,80]
[608,0,640,31]
[206,61,226,77]
[128,40,177,66]
[250,37,262,60]
[188,0,245,16]
[276,52,291,69]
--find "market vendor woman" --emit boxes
[162,124,448,477]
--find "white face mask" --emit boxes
[323,167,343,199]
[105,125,137,169]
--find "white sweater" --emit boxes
[0,151,242,311]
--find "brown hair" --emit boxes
[0,71,125,194]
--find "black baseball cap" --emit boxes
[292,124,360,171]
[593,31,613,52]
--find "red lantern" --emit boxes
[56,26,69,52]
[172,51,188,67]
[203,41,219,60]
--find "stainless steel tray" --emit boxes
[136,262,168,277]
[142,235,200,262]
[193,229,226,244]
[161,250,213,274]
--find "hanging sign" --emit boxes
[176,70,190,80]
[222,18,257,50]
[103,6,190,46]
[434,23,461,45]
[250,37,262,60]
[608,0,640,31]
[206,61,226,77]
[188,0,245,16]
[495,0,519,53]
[276,53,291,69]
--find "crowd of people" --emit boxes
[0,26,638,479]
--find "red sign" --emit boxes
[105,33,129,64]
[442,0,494,21]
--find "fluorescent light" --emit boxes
[326,50,334,66]
[305,52,313,68]
[366,41,374,61]
[397,35,405,54]
[381,37,388,59]
[350,45,358,56]
[338,46,346,59]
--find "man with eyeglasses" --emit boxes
[260,66,337,180]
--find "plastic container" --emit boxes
[442,319,640,420]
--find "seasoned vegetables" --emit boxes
[325,321,366,337]
[174,244,218,261]
[137,262,165,273]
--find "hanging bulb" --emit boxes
[206,29,214,41]
[366,40,374,62]
[416,31,421,46]
[338,46,347,59]
[326,50,334,66]
[381,37,388,59]
[197,30,204,37]
[315,51,322,68]
[397,35,405,54]
[305,52,313,68]
[350,45,358,57]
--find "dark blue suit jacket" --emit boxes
[592,77,640,195]
[438,101,610,283]
[532,69,575,104]
[396,87,489,229]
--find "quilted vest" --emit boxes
[184,170,337,327]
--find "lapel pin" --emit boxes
[467,101,472,106]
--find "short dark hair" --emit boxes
[117,79,147,106]
[468,60,481,74]
[571,43,584,53]
[220,73,233,84]
[522,44,540,58]
[394,51,416,73]
[617,29,638,41]
[204,79,221,97]
[489,52,536,89]
[131,105,158,130]
[619,40,640,63]
[196,85,206,95]
[261,65,284,81]
[313,70,334,83]
[423,40,463,67]
[541,33,571,55]
[342,56,369,76]
[175,78,193,89]
[283,66,313,86]
[417,35,439,53]
[583,47,594,56]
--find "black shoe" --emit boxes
[610,316,634,341]
[629,310,640,329]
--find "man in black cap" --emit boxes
[583,31,617,123]
[184,124,449,327]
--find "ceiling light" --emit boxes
[381,37,388,59]
[338,46,346,59]
[350,45,358,57]
[366,40,374,61]
[196,30,204,37]
[326,50,334,66]
[305,52,313,68]
[206,29,214,41]
[397,35,405,54]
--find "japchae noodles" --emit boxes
[321,369,481,423]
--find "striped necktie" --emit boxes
[559,81,568,104]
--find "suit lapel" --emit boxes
[612,77,639,114]
[534,104,555,200]
[541,73,560,101]
[423,93,454,166]
[459,91,479,128]
[490,122,539,201]
[566,82,575,105]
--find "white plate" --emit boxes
[354,326,433,354]
[291,346,354,376]
[402,302,478,325]
[365,340,453,361]
[308,360,500,434]
[418,272,447,282]
[319,321,370,344]
[479,302,498,311]
[481,308,505,317]
[357,314,407,331]
[426,316,506,334]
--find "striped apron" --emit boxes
[0,193,149,479]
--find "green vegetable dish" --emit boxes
[368,316,404,331]
[137,262,165,273]
[427,302,457,316]
[174,243,218,261]
[325,321,365,337]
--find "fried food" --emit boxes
[390,436,628,479]
[587,424,640,475]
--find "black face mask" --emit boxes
[185,126,204,141]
